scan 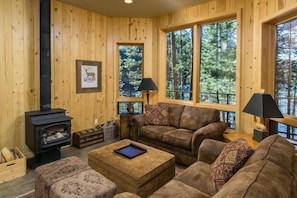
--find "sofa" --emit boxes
[145,134,297,198]
[130,103,227,166]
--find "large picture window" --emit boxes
[166,28,193,101]
[199,19,237,105]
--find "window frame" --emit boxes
[116,43,145,114]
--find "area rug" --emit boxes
[17,164,186,198]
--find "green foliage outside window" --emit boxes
[166,28,193,100]
[118,45,143,97]
[200,19,237,104]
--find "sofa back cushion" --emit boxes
[244,134,295,174]
[180,106,220,131]
[213,160,292,198]
[159,103,185,128]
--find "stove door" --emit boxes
[39,122,71,149]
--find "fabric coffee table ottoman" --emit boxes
[88,139,175,197]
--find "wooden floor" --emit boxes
[0,139,119,198]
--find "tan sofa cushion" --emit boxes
[244,134,295,174]
[140,125,176,141]
[175,161,217,196]
[180,106,220,131]
[164,103,185,128]
[162,128,193,150]
[213,160,292,198]
[149,179,211,198]
[211,138,253,191]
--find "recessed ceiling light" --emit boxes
[124,0,133,4]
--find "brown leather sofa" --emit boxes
[130,103,227,166]
[147,134,297,198]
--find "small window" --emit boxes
[117,102,143,114]
[118,44,143,98]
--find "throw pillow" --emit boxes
[210,138,253,191]
[144,104,169,126]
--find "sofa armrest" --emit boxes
[130,114,145,141]
[192,121,227,156]
[198,139,227,164]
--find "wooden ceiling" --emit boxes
[58,0,211,17]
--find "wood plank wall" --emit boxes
[0,0,40,153]
[1,0,297,154]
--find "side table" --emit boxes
[119,113,138,139]
[223,133,259,149]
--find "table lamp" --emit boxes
[243,92,283,141]
[138,78,157,104]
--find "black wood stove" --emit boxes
[25,109,72,165]
[25,0,72,168]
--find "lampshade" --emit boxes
[243,93,283,118]
[137,78,157,91]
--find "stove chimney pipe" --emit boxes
[40,0,51,111]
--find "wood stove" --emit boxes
[25,0,72,167]
[25,108,72,165]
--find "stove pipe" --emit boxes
[40,0,51,111]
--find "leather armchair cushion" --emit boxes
[180,106,220,131]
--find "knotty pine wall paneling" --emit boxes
[0,0,40,152]
[51,0,107,133]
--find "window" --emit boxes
[118,44,144,114]
[164,19,237,129]
[275,18,297,117]
[274,18,297,142]
[166,28,193,101]
[199,19,237,105]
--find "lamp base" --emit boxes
[253,129,269,141]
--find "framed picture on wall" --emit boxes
[76,60,102,93]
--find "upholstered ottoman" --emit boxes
[88,139,175,197]
[35,156,117,198]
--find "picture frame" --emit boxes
[76,60,102,93]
